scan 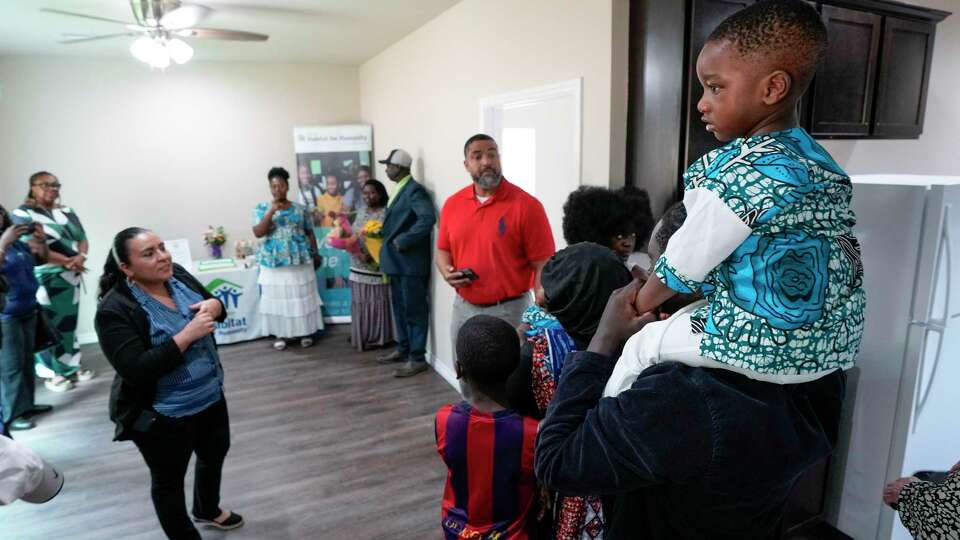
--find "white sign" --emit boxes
[165,238,193,269]
[293,124,373,154]
[197,266,264,345]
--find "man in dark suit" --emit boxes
[376,149,436,377]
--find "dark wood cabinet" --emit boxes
[873,16,937,138]
[627,0,950,218]
[682,0,754,169]
[809,5,882,136]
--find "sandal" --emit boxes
[194,510,244,531]
[44,377,74,393]
[300,337,314,348]
[76,369,96,382]
[272,339,287,351]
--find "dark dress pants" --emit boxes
[388,274,430,362]
[132,396,231,540]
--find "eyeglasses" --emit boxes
[33,182,61,191]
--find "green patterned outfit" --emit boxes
[13,205,87,378]
[654,128,865,377]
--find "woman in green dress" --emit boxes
[14,171,95,392]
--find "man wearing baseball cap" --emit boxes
[0,436,65,505]
[376,149,436,378]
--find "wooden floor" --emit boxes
[2,325,458,540]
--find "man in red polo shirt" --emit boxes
[436,134,556,361]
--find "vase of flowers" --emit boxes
[202,225,227,259]
[362,219,384,265]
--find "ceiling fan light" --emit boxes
[166,39,194,65]
[149,48,171,70]
[130,36,158,64]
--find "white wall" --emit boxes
[0,55,360,342]
[820,0,958,175]
[359,0,629,383]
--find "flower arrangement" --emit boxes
[202,225,227,259]
[362,219,384,265]
[361,220,383,239]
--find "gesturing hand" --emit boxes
[588,266,658,357]
[883,476,920,508]
[189,298,223,320]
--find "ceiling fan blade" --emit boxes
[40,8,132,26]
[159,4,212,30]
[59,33,135,45]
[179,28,268,41]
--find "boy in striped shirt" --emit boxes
[435,315,542,540]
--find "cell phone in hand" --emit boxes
[458,268,479,281]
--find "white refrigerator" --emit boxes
[827,175,960,539]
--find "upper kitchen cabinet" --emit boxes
[872,16,937,138]
[807,0,948,139]
[808,5,882,137]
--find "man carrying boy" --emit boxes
[536,1,856,537]
[435,315,543,540]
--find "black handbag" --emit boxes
[34,308,62,352]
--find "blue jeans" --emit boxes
[388,275,429,362]
[1,311,37,426]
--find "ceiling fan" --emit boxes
[41,0,269,69]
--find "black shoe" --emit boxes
[28,404,53,416]
[10,418,36,431]
[194,511,244,531]
[394,361,429,378]
[377,350,407,364]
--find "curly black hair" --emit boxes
[562,186,652,249]
[708,0,827,94]
[617,185,655,249]
[267,166,290,186]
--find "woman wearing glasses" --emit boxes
[13,171,95,392]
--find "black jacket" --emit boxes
[535,351,844,539]
[94,264,226,441]
[379,178,436,277]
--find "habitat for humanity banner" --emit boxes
[293,124,373,323]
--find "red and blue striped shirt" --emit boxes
[435,401,540,540]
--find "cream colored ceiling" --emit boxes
[0,0,462,65]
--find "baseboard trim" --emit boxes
[427,352,459,391]
[78,332,99,345]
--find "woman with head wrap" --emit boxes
[508,242,632,540]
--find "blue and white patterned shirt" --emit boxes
[655,128,865,377]
[130,278,223,417]
[253,202,315,268]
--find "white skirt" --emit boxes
[258,265,325,338]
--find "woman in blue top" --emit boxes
[95,227,244,539]
[0,205,52,434]
[252,167,324,351]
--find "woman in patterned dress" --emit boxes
[327,179,393,351]
[14,171,94,392]
[252,167,324,351]
[885,460,960,538]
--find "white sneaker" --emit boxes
[45,377,74,392]
[272,340,287,351]
[76,369,96,382]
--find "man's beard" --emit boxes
[473,168,502,190]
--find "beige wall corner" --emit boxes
[360,0,626,380]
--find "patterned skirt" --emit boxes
[349,269,393,351]
[34,270,82,378]
[258,264,324,338]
